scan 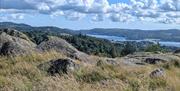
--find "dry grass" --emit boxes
[0,51,179,91]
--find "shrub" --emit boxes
[121,42,136,56]
[145,43,166,53]
[173,60,180,68]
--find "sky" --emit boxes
[0,0,180,30]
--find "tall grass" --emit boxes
[0,51,179,91]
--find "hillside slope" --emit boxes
[0,28,179,91]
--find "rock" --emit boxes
[0,28,36,56]
[37,36,78,56]
[121,57,145,66]
[135,62,146,65]
[121,52,179,66]
[174,49,180,53]
[144,58,167,64]
[37,36,93,63]
[73,52,93,63]
[150,68,165,78]
[106,59,118,65]
[97,59,118,66]
[0,28,31,41]
[0,41,30,56]
[38,58,79,75]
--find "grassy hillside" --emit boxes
[0,51,179,91]
[0,25,179,91]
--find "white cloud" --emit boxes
[109,13,134,22]
[110,3,132,13]
[92,14,104,21]
[37,3,50,11]
[0,13,25,21]
[0,0,180,24]
[50,11,64,17]
[64,11,86,20]
[160,0,180,11]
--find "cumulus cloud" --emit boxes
[0,0,180,24]
[64,11,85,20]
[109,13,134,22]
[160,0,180,11]
[92,14,104,21]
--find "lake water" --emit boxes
[159,42,180,47]
[87,34,126,41]
[87,34,180,47]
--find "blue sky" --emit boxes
[1,0,180,30]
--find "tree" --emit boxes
[110,46,117,58]
[145,42,165,53]
[121,42,136,56]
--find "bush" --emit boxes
[121,42,136,56]
[173,60,180,68]
[61,34,123,58]
[145,43,166,53]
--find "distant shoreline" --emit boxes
[87,34,180,48]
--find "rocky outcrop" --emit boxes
[122,52,180,66]
[37,36,78,56]
[37,36,93,63]
[144,58,167,64]
[38,58,80,75]
[0,29,93,63]
[0,28,31,41]
[120,52,180,66]
[72,52,94,63]
[174,49,180,53]
[0,28,36,56]
[0,41,31,56]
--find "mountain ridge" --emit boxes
[1,22,180,31]
[79,28,180,42]
[1,22,180,42]
[0,22,75,35]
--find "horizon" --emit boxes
[1,0,180,30]
[1,21,180,31]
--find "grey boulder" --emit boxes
[38,58,79,75]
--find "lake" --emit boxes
[87,34,180,47]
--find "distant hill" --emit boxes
[79,28,180,42]
[0,22,75,34]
